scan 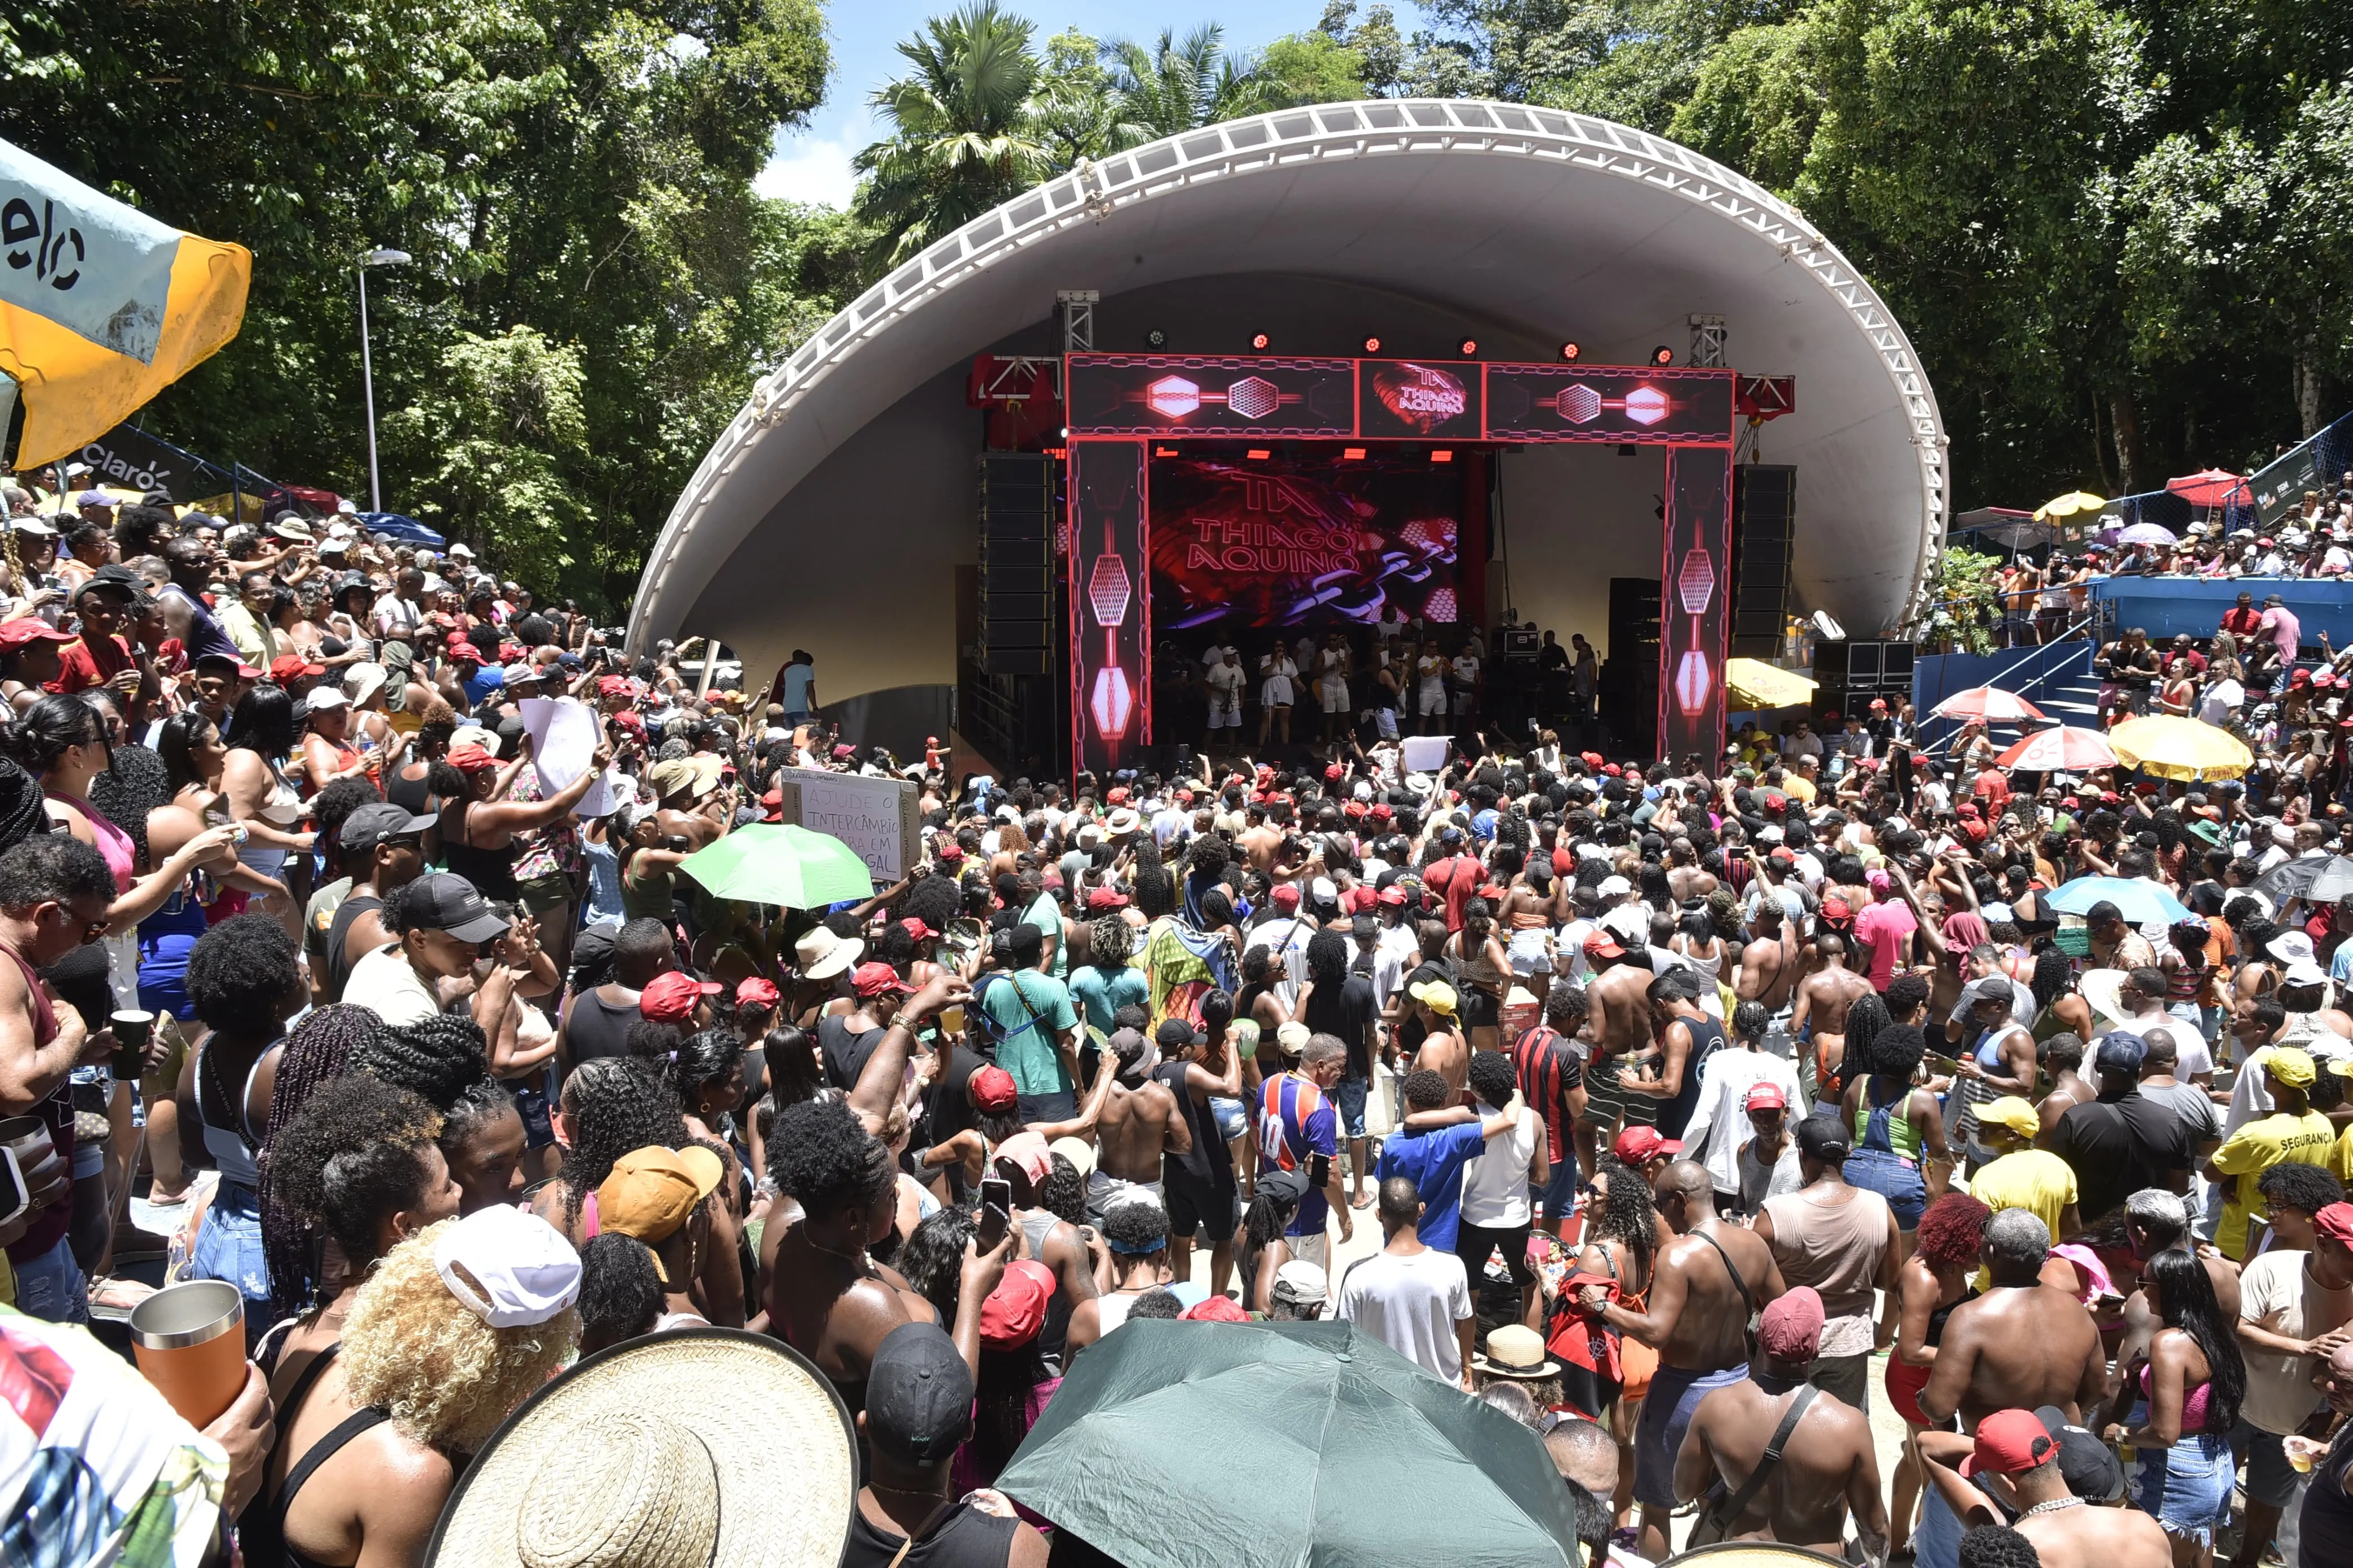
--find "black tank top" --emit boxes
[843,1499,1018,1568]
[1656,1013,1727,1141]
[1157,1059,1230,1187]
[566,987,639,1062]
[384,765,432,815]
[244,1344,390,1568]
[322,892,382,1004]
[443,802,522,901]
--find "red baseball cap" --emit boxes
[1583,930,1624,959]
[899,918,934,942]
[1182,1294,1251,1323]
[936,841,964,862]
[735,977,781,1010]
[447,742,499,773]
[980,1259,1055,1350]
[0,619,72,649]
[611,709,645,734]
[1744,1081,1787,1111]
[596,675,632,697]
[1086,886,1130,910]
[1963,1409,2061,1478]
[269,653,326,681]
[1612,1126,1679,1164]
[1377,886,1408,906]
[972,1065,1018,1112]
[446,640,482,663]
[851,961,908,999]
[1106,787,1130,805]
[640,969,722,1022]
[1820,897,1853,922]
[1270,884,1300,909]
[2315,1201,2353,1247]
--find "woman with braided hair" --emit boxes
[256,1074,459,1380]
[258,1004,387,1324]
[349,1011,532,1217]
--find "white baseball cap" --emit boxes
[433,1206,581,1328]
[1596,874,1632,899]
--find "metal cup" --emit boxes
[129,1279,247,1427]
[110,1009,154,1082]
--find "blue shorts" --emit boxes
[186,1181,273,1351]
[1634,1362,1746,1508]
[1209,1095,1247,1144]
[1846,1147,1927,1230]
[1333,1075,1368,1139]
[2130,1432,2233,1546]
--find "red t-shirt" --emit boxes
[46,633,133,695]
[2220,606,2263,640]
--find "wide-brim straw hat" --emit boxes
[427,1328,853,1568]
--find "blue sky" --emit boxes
[755,1,1414,208]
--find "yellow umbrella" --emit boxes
[0,137,251,467]
[1725,658,1816,710]
[2106,715,2253,780]
[2032,491,2107,522]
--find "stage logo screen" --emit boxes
[1147,450,1463,634]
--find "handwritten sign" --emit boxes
[769,768,918,883]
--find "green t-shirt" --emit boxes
[1023,892,1067,978]
[983,970,1079,1096]
[1068,962,1149,1039]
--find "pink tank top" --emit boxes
[48,791,135,893]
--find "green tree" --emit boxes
[1101,24,1282,140]
[382,326,589,569]
[1316,2,1405,95]
[852,1,1053,269]
[1259,31,1369,104]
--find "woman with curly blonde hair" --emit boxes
[245,1208,579,1567]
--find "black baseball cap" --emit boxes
[339,802,435,851]
[1155,1018,1205,1051]
[403,872,511,943]
[864,1322,972,1462]
[2033,1406,2126,1502]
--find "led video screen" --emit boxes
[1147,449,1464,634]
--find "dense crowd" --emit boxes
[2,466,2352,1568]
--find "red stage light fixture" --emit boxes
[1430,449,1454,463]
[1361,335,1382,355]
[1249,331,1271,351]
[1559,341,1582,362]
[1343,447,1366,460]
[1154,447,1178,457]
[1456,336,1479,357]
[1246,448,1272,460]
[1650,345,1675,366]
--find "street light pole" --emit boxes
[357,248,412,515]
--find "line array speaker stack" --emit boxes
[1600,577,1661,756]
[1809,639,1917,718]
[1730,465,1795,657]
[978,454,1053,675]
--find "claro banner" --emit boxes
[76,421,219,502]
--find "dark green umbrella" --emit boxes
[996,1320,1581,1568]
[2257,853,2353,907]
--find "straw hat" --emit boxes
[427,1328,853,1568]
[2076,968,2134,1030]
[794,926,861,982]
[1472,1323,1560,1380]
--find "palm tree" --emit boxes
[1101,24,1283,145]
[852,1,1052,269]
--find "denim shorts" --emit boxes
[2130,1431,2233,1545]
[186,1181,273,1350]
[1209,1095,1248,1144]
[1539,1145,1581,1220]
[1332,1075,1369,1139]
[1845,1147,1928,1230]
[8,1234,89,1325]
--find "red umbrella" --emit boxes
[1931,685,2047,723]
[2166,469,2247,508]
[1994,725,2119,772]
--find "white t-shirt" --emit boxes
[1679,1048,1807,1196]
[2238,1249,2352,1434]
[1738,1137,1804,1213]
[1460,1106,1542,1228]
[341,944,442,1025]
[1336,1247,1473,1383]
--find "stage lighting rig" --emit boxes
[1558,342,1581,362]
[1361,335,1383,355]
[1456,336,1479,357]
[1249,331,1271,351]
[1650,345,1676,366]
[1145,328,1167,349]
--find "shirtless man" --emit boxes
[1736,889,1802,1016]
[1088,1022,1192,1221]
[1237,802,1285,876]
[1917,1411,2170,1568]
[1407,979,1469,1101]
[1915,1210,2110,1568]
[1789,932,1874,1096]
[1585,929,1660,1090]
[1583,1157,1785,1561]
[1666,839,1718,905]
[1675,1285,1888,1557]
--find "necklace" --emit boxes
[799,1232,869,1267]
[2019,1496,2083,1517]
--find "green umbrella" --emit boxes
[677,823,874,909]
[996,1320,1581,1568]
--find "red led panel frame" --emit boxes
[1065,355,1356,438]
[1485,365,1736,444]
[1659,445,1734,763]
[1068,440,1151,776]
[1357,360,1484,440]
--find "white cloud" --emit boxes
[755,131,860,210]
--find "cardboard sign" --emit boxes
[1399,735,1450,774]
[770,768,919,883]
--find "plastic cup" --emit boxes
[110,1010,153,1082]
[940,1004,967,1036]
[2285,1435,2322,1475]
[129,1280,247,1427]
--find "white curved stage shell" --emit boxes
[628,98,1947,706]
